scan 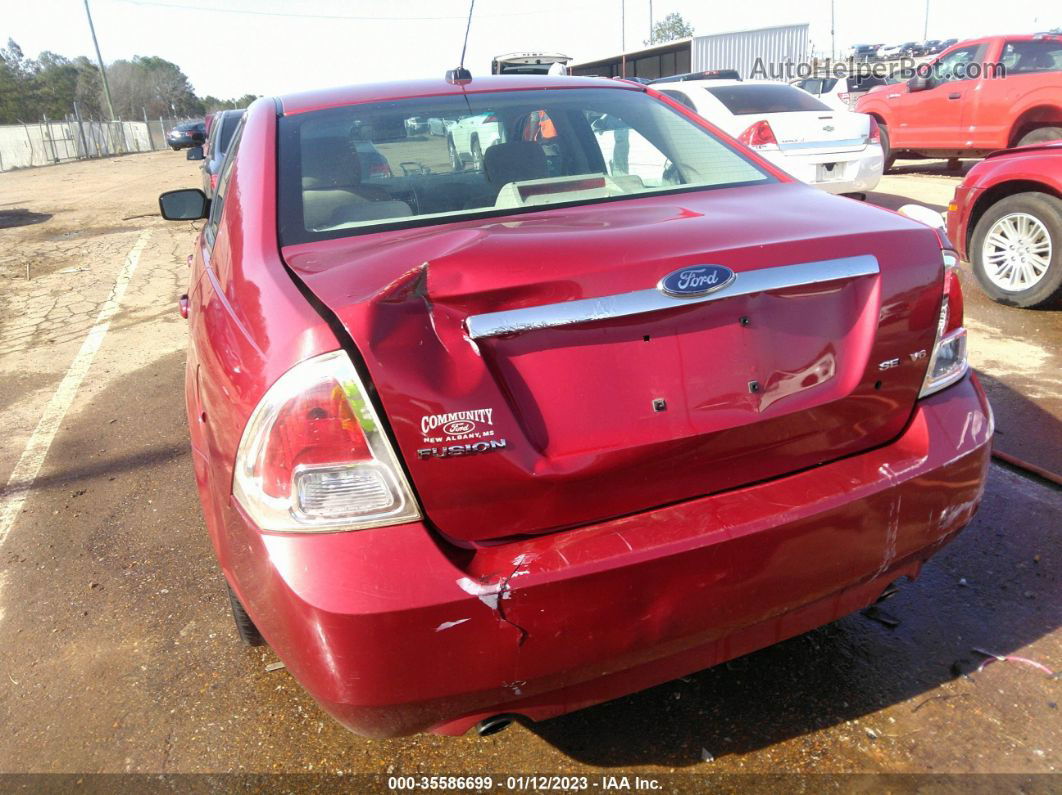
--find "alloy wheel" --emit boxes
[980,212,1052,292]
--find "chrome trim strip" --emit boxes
[778,138,867,151]
[465,255,879,340]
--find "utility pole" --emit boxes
[649,0,653,45]
[83,0,116,121]
[830,0,835,61]
[924,0,930,40]
[620,0,625,51]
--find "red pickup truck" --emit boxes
[856,34,1062,169]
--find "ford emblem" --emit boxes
[442,420,477,435]
[658,265,736,298]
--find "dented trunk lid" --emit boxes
[283,183,945,543]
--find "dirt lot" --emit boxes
[0,152,1058,785]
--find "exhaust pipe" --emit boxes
[476,714,517,737]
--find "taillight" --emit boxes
[920,250,968,398]
[369,161,392,178]
[838,92,851,106]
[210,173,219,191]
[867,116,881,145]
[233,350,420,532]
[738,120,778,150]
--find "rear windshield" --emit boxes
[277,87,772,244]
[706,84,831,114]
[177,122,201,131]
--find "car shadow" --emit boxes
[888,159,977,178]
[0,208,52,229]
[527,449,1058,766]
[864,191,946,213]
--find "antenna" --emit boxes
[447,0,475,83]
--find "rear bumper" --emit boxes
[767,145,884,194]
[218,374,991,738]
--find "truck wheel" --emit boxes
[970,191,1062,308]
[226,582,265,646]
[1016,127,1062,147]
[878,124,895,172]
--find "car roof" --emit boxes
[277,75,639,116]
[947,33,1058,48]
[985,141,1062,160]
[656,79,750,90]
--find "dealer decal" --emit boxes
[420,407,495,443]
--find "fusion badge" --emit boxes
[658,264,736,298]
[417,439,508,459]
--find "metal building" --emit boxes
[569,23,809,81]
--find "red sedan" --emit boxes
[946,142,1062,308]
[159,75,991,738]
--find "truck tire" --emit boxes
[970,191,1062,308]
[878,124,895,172]
[1017,127,1062,147]
[226,582,265,646]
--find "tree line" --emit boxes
[0,39,257,124]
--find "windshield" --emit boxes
[277,87,772,244]
[706,84,832,114]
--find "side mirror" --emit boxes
[907,76,930,92]
[159,189,209,220]
[898,203,945,230]
[186,146,205,161]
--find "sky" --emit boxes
[1,0,1055,99]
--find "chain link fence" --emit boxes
[0,110,201,172]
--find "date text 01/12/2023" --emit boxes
[386,774,664,790]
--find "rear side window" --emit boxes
[705,84,831,114]
[1001,40,1062,74]
[205,117,245,249]
[658,89,696,110]
[277,87,772,244]
[218,113,243,155]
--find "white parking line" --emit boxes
[0,228,153,549]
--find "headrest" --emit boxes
[302,137,362,189]
[483,141,548,189]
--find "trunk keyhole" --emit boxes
[652,398,667,412]
[748,381,761,394]
[739,316,751,327]
[643,335,651,342]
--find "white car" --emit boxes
[446,112,504,171]
[656,80,884,195]
[876,43,907,60]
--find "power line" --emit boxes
[107,0,561,21]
